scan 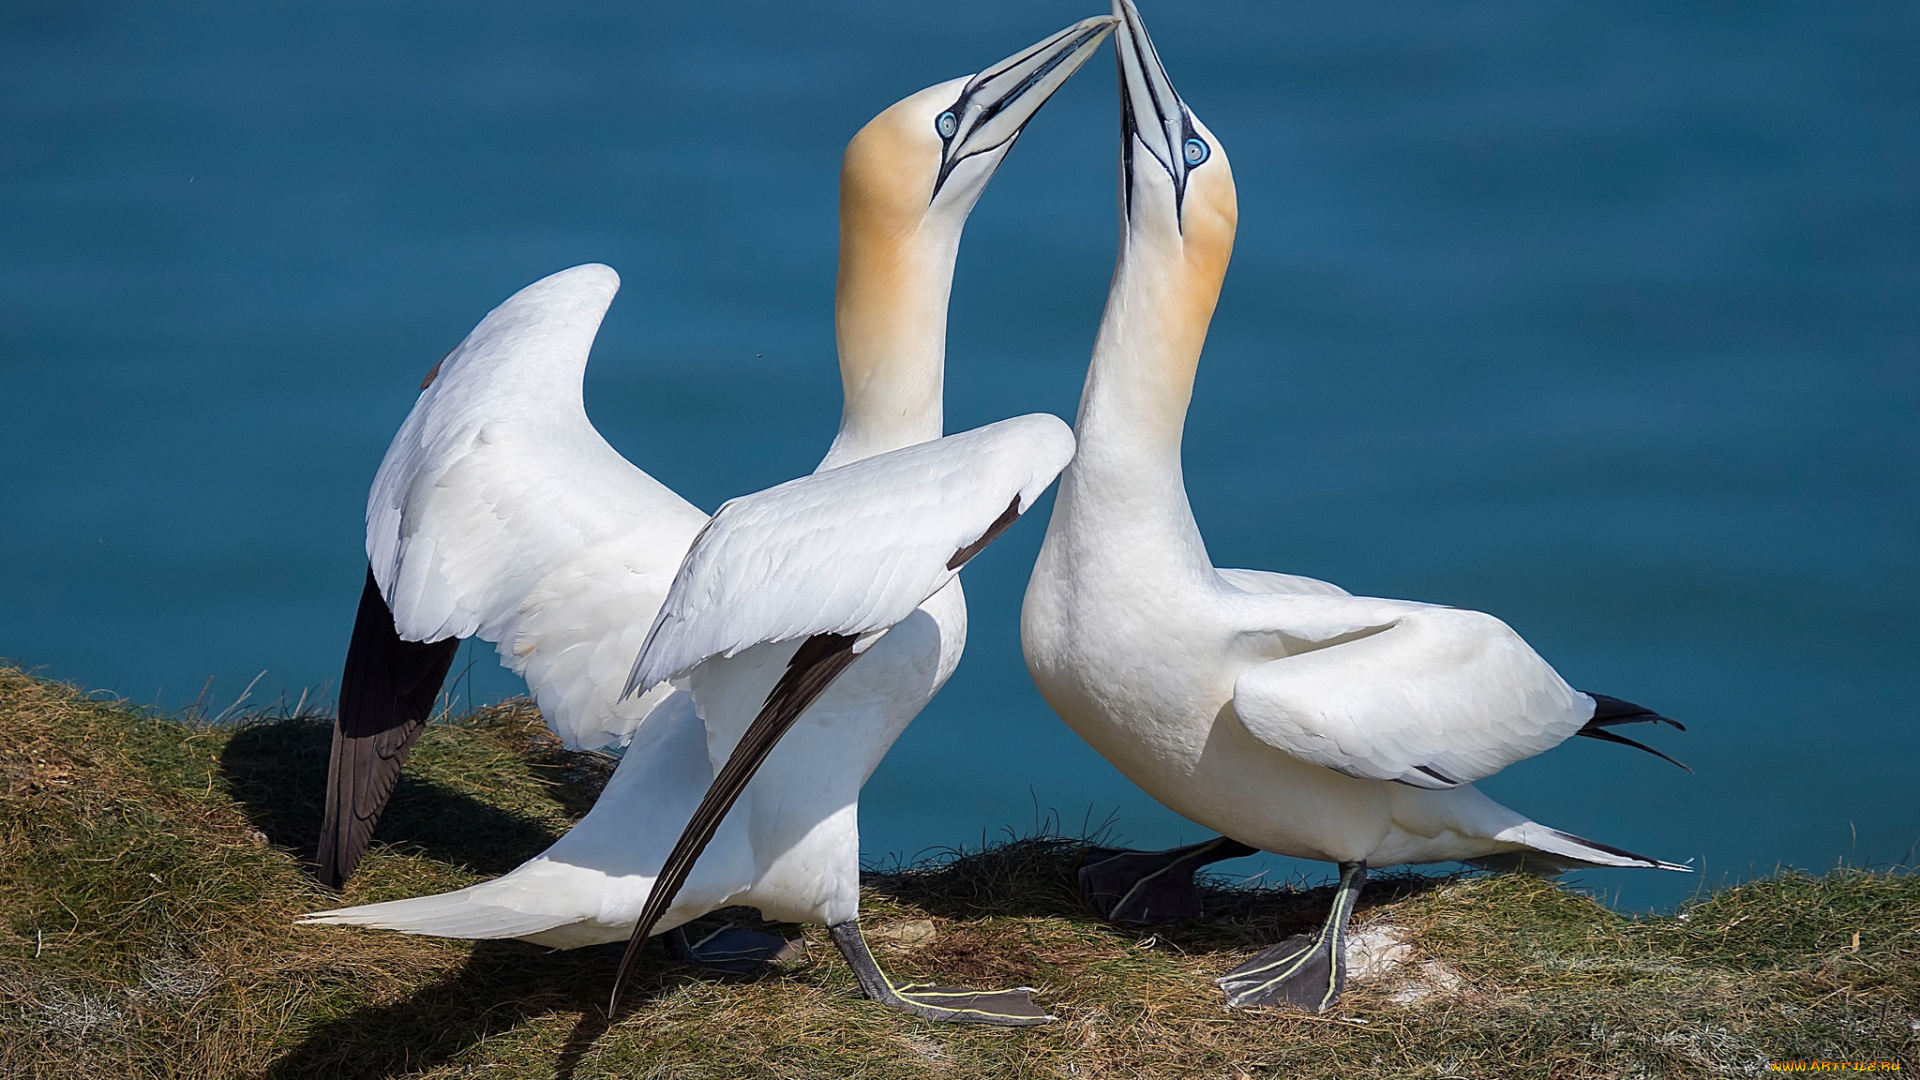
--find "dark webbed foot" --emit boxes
[668,923,805,974]
[830,921,1052,1026]
[1079,836,1258,923]
[882,981,1052,1025]
[1217,861,1366,1013]
[1217,932,1341,1011]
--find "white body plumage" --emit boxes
[1021,0,1685,877]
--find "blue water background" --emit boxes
[4,1,1915,911]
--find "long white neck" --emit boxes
[1048,223,1224,581]
[816,218,961,471]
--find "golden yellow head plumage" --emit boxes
[824,18,1117,465]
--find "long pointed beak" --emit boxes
[1111,0,1198,218]
[931,15,1118,199]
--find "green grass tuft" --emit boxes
[1,663,1914,1078]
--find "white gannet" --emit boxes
[1019,0,1689,1013]
[594,413,1075,1019]
[304,18,1111,1025]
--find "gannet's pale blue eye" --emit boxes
[1184,137,1209,166]
[936,111,958,140]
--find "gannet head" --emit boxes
[1111,0,1237,304]
[827,17,1116,468]
[841,16,1117,241]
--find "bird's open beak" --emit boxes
[931,15,1118,200]
[1111,0,1199,219]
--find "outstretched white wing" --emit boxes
[366,263,709,747]
[1229,597,1594,790]
[627,413,1076,694]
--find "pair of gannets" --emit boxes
[305,0,1687,1021]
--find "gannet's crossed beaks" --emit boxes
[1082,0,1237,437]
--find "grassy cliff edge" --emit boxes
[1,664,1914,1078]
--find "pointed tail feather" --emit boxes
[1491,821,1692,873]
[300,885,574,941]
[300,852,679,949]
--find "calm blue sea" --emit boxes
[3,1,1915,911]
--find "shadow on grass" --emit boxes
[257,922,802,1080]
[216,717,566,878]
[870,835,1454,955]
[252,938,656,1080]
[1173,868,1455,952]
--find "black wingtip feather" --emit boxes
[1584,692,1685,732]
[1573,692,1689,773]
[316,566,459,889]
[1577,726,1693,773]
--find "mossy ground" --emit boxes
[1,663,1914,1078]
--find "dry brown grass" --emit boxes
[1,662,1915,1078]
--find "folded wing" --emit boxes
[1231,602,1593,790]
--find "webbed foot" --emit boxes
[1079,836,1258,923]
[883,980,1052,1025]
[668,922,805,974]
[1216,861,1367,1013]
[830,920,1052,1027]
[1217,931,1342,1011]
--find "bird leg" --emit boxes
[667,923,806,975]
[829,921,1052,1026]
[1216,861,1366,1012]
[1078,836,1259,923]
